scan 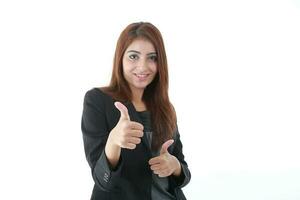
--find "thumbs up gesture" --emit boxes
[148,139,182,177]
[108,101,144,149]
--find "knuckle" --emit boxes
[120,137,128,145]
[123,121,131,129]
[124,123,130,130]
[136,131,143,137]
[120,141,125,147]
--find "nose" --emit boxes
[136,57,148,70]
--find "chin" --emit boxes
[134,85,148,89]
[132,82,150,90]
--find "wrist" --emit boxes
[105,137,121,169]
[172,156,182,177]
[106,135,120,151]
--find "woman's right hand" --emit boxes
[108,101,144,150]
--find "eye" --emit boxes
[148,55,157,62]
[129,54,139,60]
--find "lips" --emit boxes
[134,73,149,78]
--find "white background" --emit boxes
[1,0,300,199]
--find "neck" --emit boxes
[130,87,144,103]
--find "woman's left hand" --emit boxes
[148,139,182,177]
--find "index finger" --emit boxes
[129,121,144,131]
[148,157,162,165]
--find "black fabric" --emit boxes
[81,88,191,200]
[137,111,175,200]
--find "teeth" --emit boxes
[136,74,148,78]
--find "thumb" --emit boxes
[160,139,174,154]
[114,101,130,121]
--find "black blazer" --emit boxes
[81,88,191,200]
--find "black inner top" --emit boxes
[137,110,175,200]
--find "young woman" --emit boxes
[81,22,191,200]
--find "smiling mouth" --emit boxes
[134,73,150,78]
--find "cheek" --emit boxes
[150,64,158,75]
[122,60,134,76]
[147,61,157,73]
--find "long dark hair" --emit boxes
[102,22,177,151]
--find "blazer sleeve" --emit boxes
[81,89,123,192]
[170,126,191,188]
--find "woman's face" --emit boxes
[122,38,158,92]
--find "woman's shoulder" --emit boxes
[84,87,114,106]
[85,86,113,97]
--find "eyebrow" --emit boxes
[126,50,157,55]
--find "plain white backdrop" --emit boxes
[1,0,300,199]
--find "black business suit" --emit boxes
[81,88,191,200]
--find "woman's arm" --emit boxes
[81,89,123,192]
[170,126,191,188]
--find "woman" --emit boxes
[81,22,191,200]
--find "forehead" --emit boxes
[126,38,156,53]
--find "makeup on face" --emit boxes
[122,39,158,90]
